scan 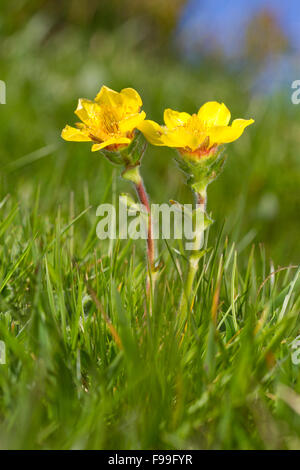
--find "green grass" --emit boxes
[0,186,300,449]
[0,6,300,450]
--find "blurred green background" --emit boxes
[0,0,299,264]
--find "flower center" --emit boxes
[187,114,207,134]
[100,107,120,134]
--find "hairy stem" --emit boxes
[122,165,156,306]
[134,178,155,271]
[178,188,207,328]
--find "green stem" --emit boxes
[178,188,207,327]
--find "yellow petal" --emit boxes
[61,125,92,142]
[120,88,143,113]
[91,137,131,151]
[139,120,205,150]
[75,122,86,129]
[164,109,191,129]
[75,99,99,124]
[138,120,165,146]
[232,118,255,130]
[163,128,205,150]
[94,85,123,107]
[198,101,231,127]
[119,111,146,133]
[208,118,254,145]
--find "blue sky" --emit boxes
[178,0,300,57]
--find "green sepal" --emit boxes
[97,130,147,167]
[99,148,124,165]
[122,130,147,166]
[174,147,227,193]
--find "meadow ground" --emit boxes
[0,7,300,449]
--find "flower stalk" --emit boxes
[122,165,155,275]
[178,188,207,328]
[121,164,158,315]
[135,178,155,272]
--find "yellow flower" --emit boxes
[138,102,254,158]
[61,85,146,152]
